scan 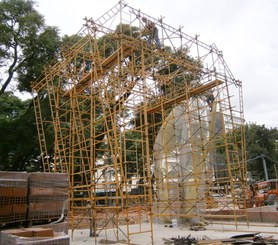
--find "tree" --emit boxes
[215,123,278,181]
[0,0,61,95]
[245,123,278,180]
[0,0,62,171]
[0,92,40,171]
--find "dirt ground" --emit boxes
[70,221,278,245]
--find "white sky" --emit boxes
[34,0,278,128]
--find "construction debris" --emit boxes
[189,226,206,231]
[98,239,118,244]
[98,239,137,245]
[163,235,198,245]
[253,234,278,244]
[162,233,278,245]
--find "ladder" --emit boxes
[33,94,51,172]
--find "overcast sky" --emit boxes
[34,0,278,128]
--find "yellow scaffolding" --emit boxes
[32,1,248,244]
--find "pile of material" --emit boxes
[28,172,68,223]
[163,233,278,245]
[0,226,69,245]
[0,171,68,226]
[0,171,28,225]
[163,235,198,245]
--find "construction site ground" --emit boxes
[70,221,278,245]
[67,205,278,244]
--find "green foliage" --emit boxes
[17,26,61,92]
[115,23,140,37]
[0,92,41,171]
[215,122,278,180]
[0,0,62,171]
[0,0,61,94]
[0,92,58,171]
[121,130,143,177]
[0,92,29,119]
[245,123,278,180]
[157,47,202,95]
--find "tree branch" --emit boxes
[0,41,18,96]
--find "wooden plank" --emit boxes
[147,79,223,114]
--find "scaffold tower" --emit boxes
[32,1,248,244]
